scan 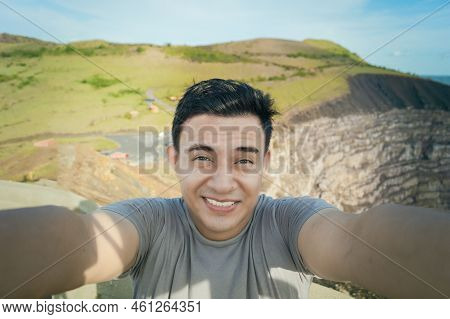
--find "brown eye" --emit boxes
[236,159,254,165]
[194,156,212,162]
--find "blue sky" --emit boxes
[1,0,449,75]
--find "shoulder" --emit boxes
[261,195,337,244]
[254,194,336,234]
[101,197,182,213]
[257,194,335,215]
[100,197,184,226]
[100,197,185,250]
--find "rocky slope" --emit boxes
[285,73,450,123]
[266,74,450,213]
[57,144,180,205]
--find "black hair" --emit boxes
[171,79,278,152]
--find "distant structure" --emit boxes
[33,139,56,148]
[110,152,129,160]
[129,110,139,118]
[148,104,159,112]
[145,96,159,112]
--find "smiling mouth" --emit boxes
[202,197,240,211]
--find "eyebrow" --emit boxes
[187,144,214,153]
[235,146,259,154]
[187,144,259,154]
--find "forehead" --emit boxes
[179,114,264,149]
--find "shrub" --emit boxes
[287,50,359,62]
[0,74,18,83]
[123,112,132,119]
[48,44,127,57]
[81,74,119,89]
[0,47,46,58]
[164,46,246,63]
[17,75,37,89]
[293,68,315,77]
[267,74,287,81]
[109,88,140,98]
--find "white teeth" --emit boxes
[205,198,236,207]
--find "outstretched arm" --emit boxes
[298,204,450,298]
[0,205,138,298]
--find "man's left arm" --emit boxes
[298,204,450,298]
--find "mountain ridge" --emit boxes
[0,32,447,146]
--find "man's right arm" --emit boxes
[0,205,139,298]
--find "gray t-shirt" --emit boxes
[101,193,335,299]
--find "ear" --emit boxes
[166,145,178,170]
[263,150,271,172]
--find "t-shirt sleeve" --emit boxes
[99,197,166,279]
[273,196,336,275]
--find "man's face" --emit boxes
[168,114,270,241]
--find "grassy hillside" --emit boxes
[0,33,406,181]
[0,34,405,143]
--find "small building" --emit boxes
[33,138,56,148]
[148,104,159,112]
[110,152,129,159]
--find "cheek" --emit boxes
[180,172,205,195]
[237,174,262,193]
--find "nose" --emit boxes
[206,163,237,194]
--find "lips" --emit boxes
[202,196,240,212]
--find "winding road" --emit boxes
[145,89,176,113]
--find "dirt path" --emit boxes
[146,89,176,113]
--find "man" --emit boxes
[0,79,449,298]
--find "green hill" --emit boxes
[0,33,404,143]
[0,33,409,181]
[0,33,51,44]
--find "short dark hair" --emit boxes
[171,79,278,152]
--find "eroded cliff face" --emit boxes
[286,73,450,123]
[265,74,450,212]
[57,144,180,205]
